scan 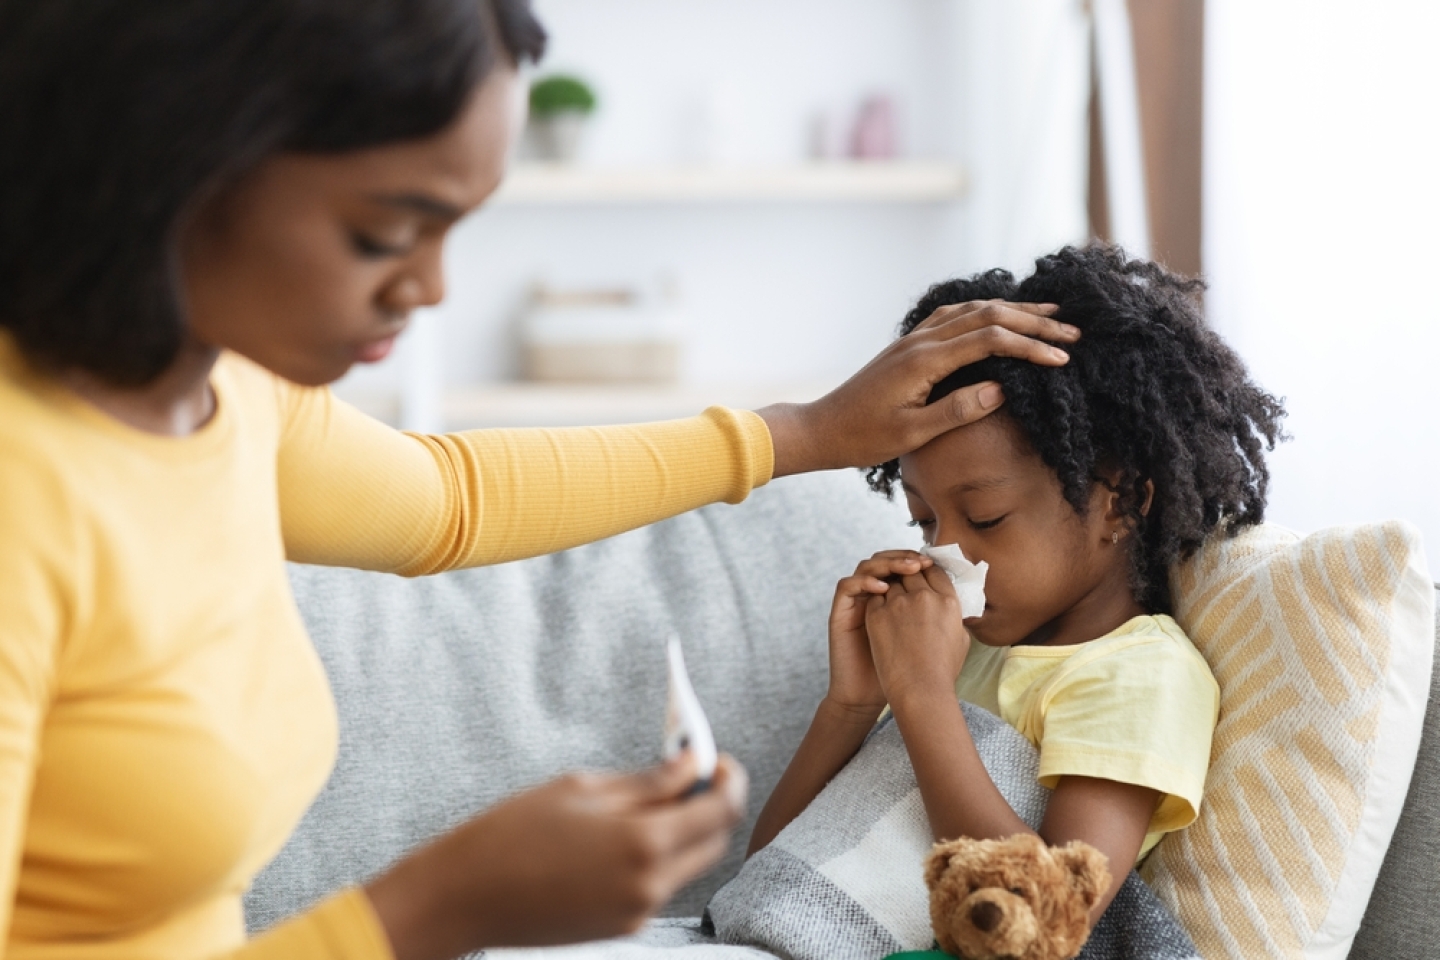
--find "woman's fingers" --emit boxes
[637,755,747,844]
[626,752,703,805]
[758,300,1078,476]
[922,321,1073,370]
[912,300,1078,344]
[617,756,748,897]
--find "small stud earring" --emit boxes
[1111,531,1119,544]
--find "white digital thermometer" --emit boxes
[663,638,718,791]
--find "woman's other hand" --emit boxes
[757,301,1078,477]
[863,562,970,706]
[364,753,747,960]
[827,551,934,715]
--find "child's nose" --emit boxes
[934,525,982,563]
[933,524,962,550]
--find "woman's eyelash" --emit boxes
[906,518,934,528]
[349,232,411,258]
[969,515,1006,530]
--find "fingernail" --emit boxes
[1060,323,1080,336]
[1051,347,1070,361]
[978,383,1003,409]
[1040,303,1060,313]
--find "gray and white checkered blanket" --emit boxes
[707,704,1200,959]
[482,703,1198,960]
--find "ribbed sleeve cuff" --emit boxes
[241,887,395,960]
[703,406,774,499]
[315,888,396,960]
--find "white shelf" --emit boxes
[490,161,968,205]
[339,381,837,430]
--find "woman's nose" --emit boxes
[385,249,446,312]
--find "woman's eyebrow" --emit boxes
[366,192,464,222]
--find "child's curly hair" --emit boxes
[866,244,1287,615]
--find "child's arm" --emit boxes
[868,566,1157,922]
[746,551,934,858]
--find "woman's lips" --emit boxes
[355,335,397,363]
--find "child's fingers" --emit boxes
[853,554,931,581]
[920,564,956,596]
[865,549,932,564]
[835,574,891,600]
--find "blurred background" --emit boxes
[335,0,1440,556]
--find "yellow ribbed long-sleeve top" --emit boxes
[0,335,773,960]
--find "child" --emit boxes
[747,245,1286,923]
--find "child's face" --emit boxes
[898,415,1140,648]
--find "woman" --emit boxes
[0,2,1079,958]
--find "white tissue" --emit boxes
[921,544,989,619]
[663,638,718,782]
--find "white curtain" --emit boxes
[1204,1,1440,556]
[954,0,1092,276]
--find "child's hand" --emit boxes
[827,551,933,715]
[863,562,969,705]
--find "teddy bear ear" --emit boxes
[1056,841,1112,909]
[924,838,970,889]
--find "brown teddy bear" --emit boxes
[923,833,1111,960]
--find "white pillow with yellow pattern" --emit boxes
[1143,520,1434,959]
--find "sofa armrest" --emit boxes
[1350,585,1440,957]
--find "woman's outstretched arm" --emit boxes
[273,303,1077,574]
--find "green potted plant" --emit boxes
[526,74,597,162]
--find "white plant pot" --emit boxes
[528,112,589,163]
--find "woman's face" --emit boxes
[180,67,522,386]
[898,414,1137,649]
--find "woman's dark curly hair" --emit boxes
[867,244,1287,614]
[0,0,545,386]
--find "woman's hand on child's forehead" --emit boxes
[757,302,1080,478]
[912,299,1080,345]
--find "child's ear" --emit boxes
[1097,472,1155,523]
[1138,478,1155,517]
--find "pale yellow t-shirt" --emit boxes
[955,615,1219,859]
[0,335,773,960]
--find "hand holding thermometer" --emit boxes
[663,638,717,793]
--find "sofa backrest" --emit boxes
[245,469,913,931]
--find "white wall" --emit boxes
[1205,1,1440,558]
[337,0,1091,402]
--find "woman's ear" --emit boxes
[1138,479,1155,517]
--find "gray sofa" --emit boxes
[244,470,1440,958]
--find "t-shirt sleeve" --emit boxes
[274,383,774,575]
[1033,635,1219,834]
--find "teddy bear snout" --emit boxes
[959,891,1037,958]
[970,899,1003,932]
